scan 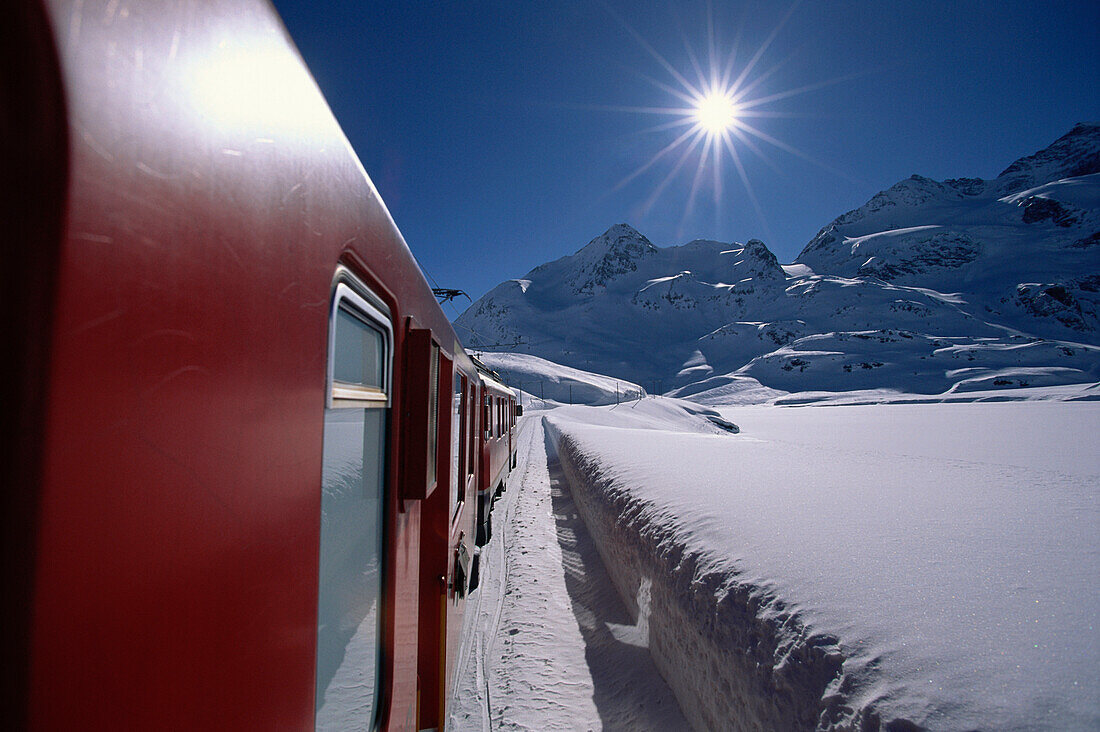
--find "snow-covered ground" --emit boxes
[449,416,688,731]
[446,341,1099,730]
[539,397,1099,729]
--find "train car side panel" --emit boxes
[26,1,479,728]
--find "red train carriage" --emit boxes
[471,359,518,550]
[2,1,511,730]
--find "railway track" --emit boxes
[450,416,539,731]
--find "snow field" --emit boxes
[544,399,1100,730]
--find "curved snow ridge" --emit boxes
[543,417,881,731]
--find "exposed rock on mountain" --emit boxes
[564,223,658,296]
[993,122,1100,194]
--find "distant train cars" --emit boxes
[473,358,519,549]
[5,1,515,730]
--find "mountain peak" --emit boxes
[796,125,1100,272]
[569,224,657,295]
[608,222,643,236]
[995,123,1100,192]
[578,223,656,254]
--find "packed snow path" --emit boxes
[449,417,688,731]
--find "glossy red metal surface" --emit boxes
[26,0,481,728]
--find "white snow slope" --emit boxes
[456,124,1100,401]
[543,398,1100,730]
[474,352,645,406]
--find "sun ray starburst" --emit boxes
[587,0,859,238]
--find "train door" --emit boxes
[508,397,516,468]
[467,382,478,491]
[316,278,392,731]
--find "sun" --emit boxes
[694,91,738,135]
[593,2,856,238]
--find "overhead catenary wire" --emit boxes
[415,257,469,322]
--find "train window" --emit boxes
[333,307,383,388]
[467,385,476,477]
[316,279,391,732]
[451,373,464,518]
[427,344,440,487]
[483,395,491,440]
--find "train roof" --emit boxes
[471,356,515,397]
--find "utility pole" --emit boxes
[569,384,572,405]
[616,383,619,405]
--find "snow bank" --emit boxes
[666,373,787,405]
[544,412,841,731]
[547,398,737,434]
[544,401,1100,730]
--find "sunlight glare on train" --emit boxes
[186,34,331,140]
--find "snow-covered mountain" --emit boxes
[797,123,1100,338]
[456,124,1100,401]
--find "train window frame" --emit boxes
[426,343,440,487]
[451,371,465,523]
[327,281,393,410]
[467,384,476,477]
[483,394,491,440]
[316,275,393,732]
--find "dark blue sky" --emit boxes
[272,0,1099,313]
